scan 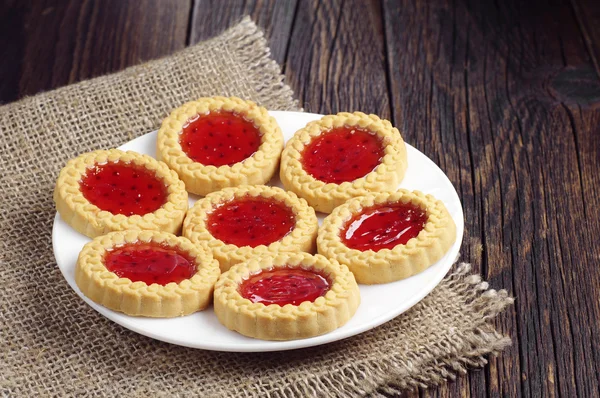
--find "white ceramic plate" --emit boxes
[52,111,464,352]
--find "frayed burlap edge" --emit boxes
[369,264,513,396]
[230,263,513,398]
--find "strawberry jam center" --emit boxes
[80,161,167,216]
[342,202,428,251]
[239,267,330,306]
[302,127,384,184]
[207,197,295,248]
[180,111,262,167]
[104,242,196,286]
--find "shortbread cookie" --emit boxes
[213,252,360,340]
[75,230,220,317]
[318,190,456,284]
[157,96,284,196]
[280,112,407,213]
[54,149,188,238]
[183,185,318,272]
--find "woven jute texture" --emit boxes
[0,18,513,397]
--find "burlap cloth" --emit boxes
[0,18,513,397]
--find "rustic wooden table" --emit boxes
[3,1,599,396]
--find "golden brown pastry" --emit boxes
[183,185,318,272]
[75,230,220,317]
[54,149,188,238]
[213,252,360,340]
[317,190,456,284]
[157,96,284,196]
[280,112,407,213]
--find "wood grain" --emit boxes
[189,0,298,64]
[283,0,390,116]
[571,0,600,78]
[0,0,190,104]
[383,0,600,397]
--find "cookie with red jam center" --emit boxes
[75,230,220,317]
[157,97,284,196]
[80,161,168,216]
[341,202,428,251]
[54,149,188,238]
[317,190,457,284]
[206,197,295,248]
[280,112,407,213]
[239,267,331,306]
[213,252,360,340]
[104,241,197,286]
[180,111,262,167]
[302,127,384,184]
[183,185,318,272]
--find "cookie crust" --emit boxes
[280,112,407,213]
[54,149,188,238]
[157,96,284,196]
[183,185,318,272]
[213,252,360,340]
[317,190,456,284]
[75,230,220,317]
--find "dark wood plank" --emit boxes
[0,0,26,103]
[383,0,600,396]
[571,0,600,77]
[284,0,390,116]
[0,0,190,103]
[420,373,471,398]
[190,0,298,65]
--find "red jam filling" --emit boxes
[80,161,168,216]
[239,267,330,306]
[180,111,262,167]
[341,202,428,251]
[206,197,295,248]
[104,241,196,286]
[302,127,384,184]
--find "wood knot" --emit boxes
[550,64,600,107]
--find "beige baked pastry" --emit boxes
[75,230,220,317]
[317,190,456,284]
[54,149,188,239]
[183,185,318,272]
[280,112,407,213]
[157,96,284,196]
[213,252,360,340]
